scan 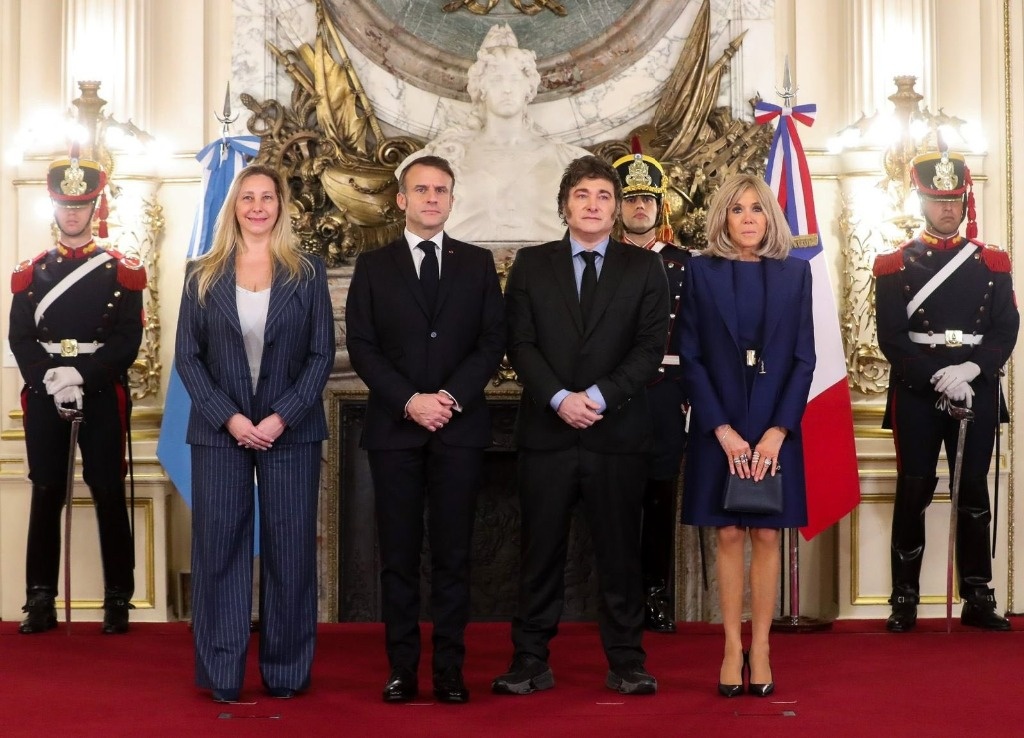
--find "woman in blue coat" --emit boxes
[678,174,815,698]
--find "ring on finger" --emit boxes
[765,458,773,466]
[740,454,748,462]
[733,458,742,465]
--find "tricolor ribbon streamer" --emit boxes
[754,101,819,245]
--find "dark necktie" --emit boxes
[579,250,597,320]
[418,241,439,307]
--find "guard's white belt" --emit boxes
[908,331,983,347]
[39,340,104,356]
[661,354,680,366]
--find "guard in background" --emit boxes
[613,141,688,632]
[9,150,146,634]
[873,147,1018,632]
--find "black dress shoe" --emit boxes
[885,594,918,633]
[383,667,418,703]
[433,666,469,703]
[492,654,554,695]
[101,596,133,635]
[266,687,297,699]
[212,689,240,703]
[606,661,657,695]
[18,594,57,634]
[962,590,1012,631]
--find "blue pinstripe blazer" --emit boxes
[174,255,335,447]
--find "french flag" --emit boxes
[755,101,861,540]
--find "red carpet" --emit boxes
[1,619,1022,737]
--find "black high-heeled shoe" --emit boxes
[717,651,744,697]
[747,649,775,697]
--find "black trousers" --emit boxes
[512,445,647,669]
[368,437,483,672]
[890,384,997,595]
[22,386,133,596]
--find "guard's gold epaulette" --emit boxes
[971,239,1012,273]
[11,251,47,294]
[872,247,905,277]
[109,250,148,291]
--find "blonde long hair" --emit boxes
[187,164,310,305]
[704,174,792,260]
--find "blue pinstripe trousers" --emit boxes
[191,442,321,693]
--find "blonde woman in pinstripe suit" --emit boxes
[174,165,335,703]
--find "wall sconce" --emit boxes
[831,75,985,395]
[7,80,168,402]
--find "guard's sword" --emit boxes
[945,402,974,633]
[58,405,83,633]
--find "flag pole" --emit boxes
[760,58,835,634]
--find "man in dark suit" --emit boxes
[493,155,670,696]
[346,155,506,704]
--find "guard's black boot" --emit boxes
[961,588,1011,631]
[642,478,677,633]
[887,475,936,632]
[19,587,57,634]
[885,590,919,633]
[954,474,1006,631]
[102,593,134,634]
[644,582,676,633]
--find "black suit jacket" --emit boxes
[345,234,506,450]
[505,236,670,453]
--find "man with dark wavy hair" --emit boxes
[495,155,670,696]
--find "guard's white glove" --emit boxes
[53,385,83,411]
[43,366,84,395]
[942,380,974,409]
[930,362,980,394]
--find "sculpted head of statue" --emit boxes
[466,24,542,128]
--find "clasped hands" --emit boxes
[557,392,602,430]
[228,412,284,451]
[43,366,84,411]
[717,424,784,481]
[931,361,980,409]
[407,392,454,432]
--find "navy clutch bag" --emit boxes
[722,471,784,515]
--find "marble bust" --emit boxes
[398,24,590,244]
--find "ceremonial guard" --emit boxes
[9,150,146,634]
[613,141,689,632]
[874,147,1018,632]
